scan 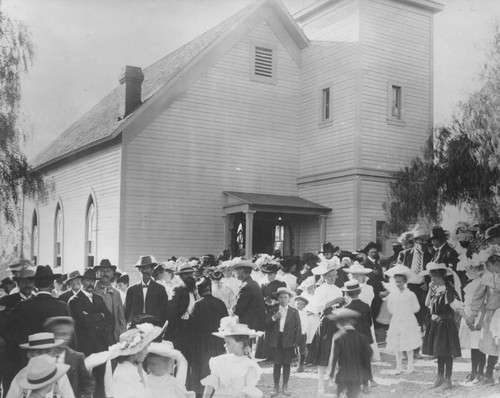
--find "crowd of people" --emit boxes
[1,222,500,397]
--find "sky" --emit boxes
[3,0,500,159]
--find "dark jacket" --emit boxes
[124,280,169,324]
[0,293,29,313]
[432,243,459,271]
[265,306,302,348]
[165,284,192,357]
[233,275,266,331]
[68,290,113,356]
[64,346,95,398]
[345,299,373,345]
[398,247,433,277]
[59,289,78,303]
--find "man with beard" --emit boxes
[0,268,35,312]
[189,277,228,397]
[58,271,82,303]
[165,262,198,359]
[68,268,112,398]
[125,255,169,325]
[94,259,126,343]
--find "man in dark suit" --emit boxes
[44,316,95,398]
[0,268,35,312]
[362,242,387,325]
[125,255,169,326]
[0,265,70,395]
[190,277,228,397]
[58,271,82,303]
[430,226,462,289]
[398,228,433,329]
[68,268,112,356]
[232,260,266,332]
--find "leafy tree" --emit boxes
[0,11,45,224]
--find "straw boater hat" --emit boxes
[95,259,117,272]
[232,259,258,271]
[134,255,158,269]
[212,316,258,338]
[20,332,64,350]
[419,262,452,276]
[175,263,195,275]
[8,259,33,273]
[328,308,360,321]
[385,263,411,278]
[13,268,35,282]
[30,265,62,281]
[412,227,430,240]
[64,270,82,284]
[294,295,309,305]
[109,323,163,358]
[276,287,294,297]
[312,257,342,276]
[344,261,371,275]
[18,354,69,390]
[341,280,361,292]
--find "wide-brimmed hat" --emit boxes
[81,268,98,280]
[398,231,415,245]
[412,228,430,240]
[134,255,158,269]
[312,258,342,276]
[430,226,448,241]
[95,259,117,272]
[13,268,35,282]
[298,276,316,290]
[261,263,280,274]
[485,224,500,241]
[30,265,62,281]
[213,316,258,338]
[18,354,69,390]
[64,270,82,283]
[209,271,224,281]
[160,260,177,272]
[385,263,411,278]
[341,280,361,292]
[8,259,33,272]
[344,262,371,275]
[294,295,309,305]
[321,242,336,254]
[276,287,294,297]
[364,241,378,253]
[117,274,130,284]
[109,323,163,358]
[175,263,195,275]
[232,259,257,271]
[419,262,452,276]
[20,332,64,350]
[329,308,360,321]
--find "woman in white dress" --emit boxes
[105,323,163,398]
[201,317,262,398]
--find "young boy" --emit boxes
[329,308,372,398]
[265,287,302,397]
[294,295,310,373]
[343,280,376,393]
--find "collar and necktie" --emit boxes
[414,249,423,275]
[142,282,150,313]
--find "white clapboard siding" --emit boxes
[121,21,301,269]
[299,178,356,252]
[359,178,390,249]
[298,0,359,177]
[25,143,122,273]
[360,0,432,171]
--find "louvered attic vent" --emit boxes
[251,44,276,83]
[254,46,273,77]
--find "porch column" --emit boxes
[244,210,256,259]
[318,214,328,250]
[222,215,230,250]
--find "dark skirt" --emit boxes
[306,316,338,366]
[422,315,461,358]
[255,334,272,359]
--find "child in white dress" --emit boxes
[385,264,421,374]
[201,317,262,398]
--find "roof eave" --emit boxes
[268,0,309,49]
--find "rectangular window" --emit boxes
[322,88,330,121]
[391,85,402,119]
[250,43,276,84]
[376,220,387,255]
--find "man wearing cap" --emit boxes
[59,271,82,303]
[125,255,169,326]
[232,260,266,332]
[94,259,126,344]
[398,228,433,329]
[0,268,35,313]
[189,277,228,396]
[7,333,75,398]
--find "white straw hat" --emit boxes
[19,354,69,390]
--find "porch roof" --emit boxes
[223,191,331,216]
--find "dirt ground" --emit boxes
[256,350,500,398]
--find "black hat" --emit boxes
[31,265,62,281]
[430,226,448,241]
[95,259,117,272]
[363,241,378,253]
[485,224,500,241]
[261,263,280,274]
[134,255,158,269]
[196,276,211,293]
[81,268,98,280]
[321,242,335,253]
[0,277,15,288]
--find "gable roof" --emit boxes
[32,0,308,170]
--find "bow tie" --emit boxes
[142,284,149,289]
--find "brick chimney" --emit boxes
[119,65,144,117]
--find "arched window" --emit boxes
[32,210,39,265]
[54,204,63,267]
[85,198,97,267]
